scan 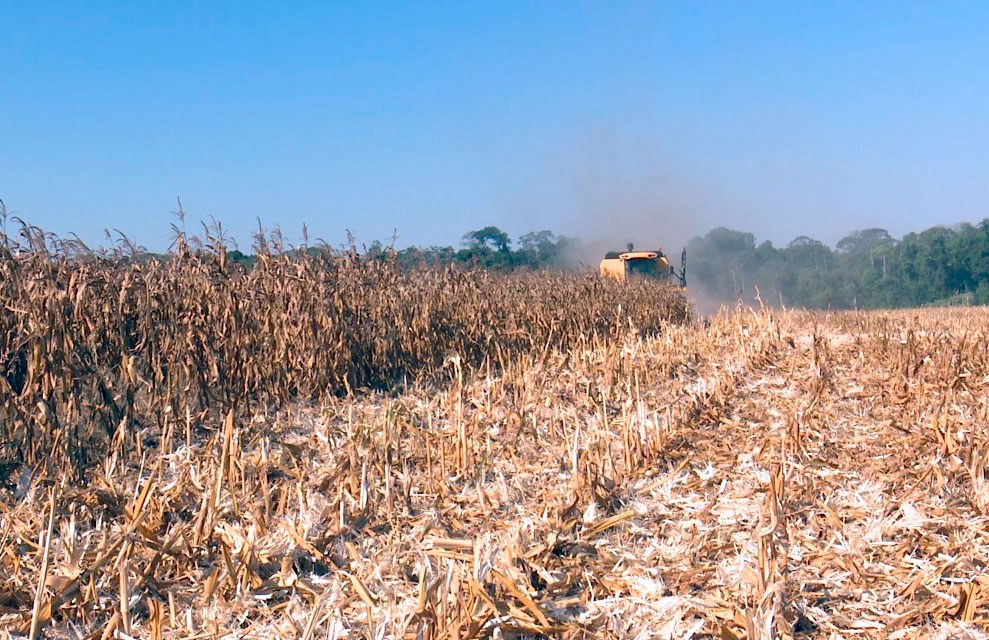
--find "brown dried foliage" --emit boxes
[6,219,989,639]
[0,221,687,473]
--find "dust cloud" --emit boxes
[549,130,709,262]
[508,127,736,316]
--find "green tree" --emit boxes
[463,226,511,253]
[836,228,893,254]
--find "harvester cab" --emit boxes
[599,242,687,289]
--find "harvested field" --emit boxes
[4,302,989,639]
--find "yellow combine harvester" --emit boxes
[599,243,687,289]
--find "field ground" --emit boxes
[4,306,989,639]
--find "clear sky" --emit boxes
[2,2,988,253]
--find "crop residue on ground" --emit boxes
[4,299,989,638]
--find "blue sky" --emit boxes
[2,2,988,253]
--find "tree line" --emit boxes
[207,219,989,310]
[686,221,989,309]
[228,225,580,271]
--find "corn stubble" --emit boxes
[4,223,989,639]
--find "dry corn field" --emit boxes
[0,223,687,471]
[4,233,989,639]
